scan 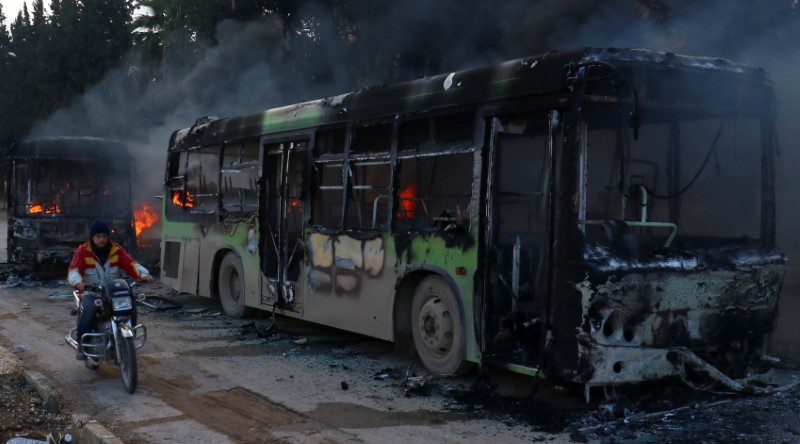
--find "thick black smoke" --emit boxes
[29,1,800,272]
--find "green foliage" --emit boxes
[0,0,133,144]
[131,0,268,79]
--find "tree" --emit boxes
[0,4,14,146]
[131,0,268,78]
[0,0,134,144]
[75,0,133,88]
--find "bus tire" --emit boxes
[218,253,254,319]
[411,275,472,376]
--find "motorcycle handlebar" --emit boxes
[84,284,104,293]
[79,279,148,294]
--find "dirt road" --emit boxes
[0,281,568,443]
[3,279,800,443]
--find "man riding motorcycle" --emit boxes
[67,219,154,360]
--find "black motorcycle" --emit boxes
[65,279,148,393]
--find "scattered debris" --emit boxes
[401,370,442,397]
[1,275,47,289]
[403,376,427,396]
[46,293,72,301]
[0,273,67,290]
[373,367,403,381]
[293,338,308,346]
[45,431,73,443]
[184,308,208,314]
[9,347,27,355]
[0,378,70,442]
[0,265,33,285]
[138,297,182,311]
[340,381,349,390]
[594,401,633,421]
[237,322,280,339]
[7,437,47,443]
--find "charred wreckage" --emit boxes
[7,137,136,266]
[159,47,788,398]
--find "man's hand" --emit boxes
[142,275,155,284]
[75,282,85,292]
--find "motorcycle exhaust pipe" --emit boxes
[65,328,79,350]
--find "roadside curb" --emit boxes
[0,344,124,444]
[23,369,60,413]
[72,415,124,444]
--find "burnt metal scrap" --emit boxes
[576,242,786,394]
[570,368,800,443]
[160,46,787,396]
[6,137,136,266]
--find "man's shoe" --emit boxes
[75,345,86,361]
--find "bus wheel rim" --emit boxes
[417,296,454,357]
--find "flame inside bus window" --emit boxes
[172,190,195,208]
[13,157,128,218]
[397,184,418,219]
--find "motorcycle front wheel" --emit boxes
[118,336,138,393]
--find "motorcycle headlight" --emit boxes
[112,296,132,311]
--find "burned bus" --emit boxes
[160,48,785,391]
[7,137,136,265]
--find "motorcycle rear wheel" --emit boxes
[118,336,138,393]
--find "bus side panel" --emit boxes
[195,223,260,306]
[181,239,200,293]
[299,232,398,341]
[160,235,198,293]
[396,235,480,364]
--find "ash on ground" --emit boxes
[570,383,800,443]
[143,292,800,443]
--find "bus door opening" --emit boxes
[484,112,554,368]
[263,140,309,311]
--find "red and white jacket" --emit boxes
[67,241,150,287]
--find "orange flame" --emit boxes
[172,190,195,208]
[288,199,303,213]
[134,202,159,236]
[397,185,418,218]
[28,202,62,215]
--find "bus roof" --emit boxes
[13,136,132,160]
[172,47,771,149]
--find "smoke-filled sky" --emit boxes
[1,0,27,21]
[25,0,800,265]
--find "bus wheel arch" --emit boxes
[404,273,472,376]
[393,271,431,358]
[217,251,254,319]
[210,249,232,300]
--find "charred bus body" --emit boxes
[161,48,785,391]
[8,137,136,265]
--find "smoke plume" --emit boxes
[28,1,800,275]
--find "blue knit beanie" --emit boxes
[89,219,110,237]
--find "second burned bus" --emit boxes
[7,137,136,265]
[160,47,785,391]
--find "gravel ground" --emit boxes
[1,276,800,443]
[0,376,71,442]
